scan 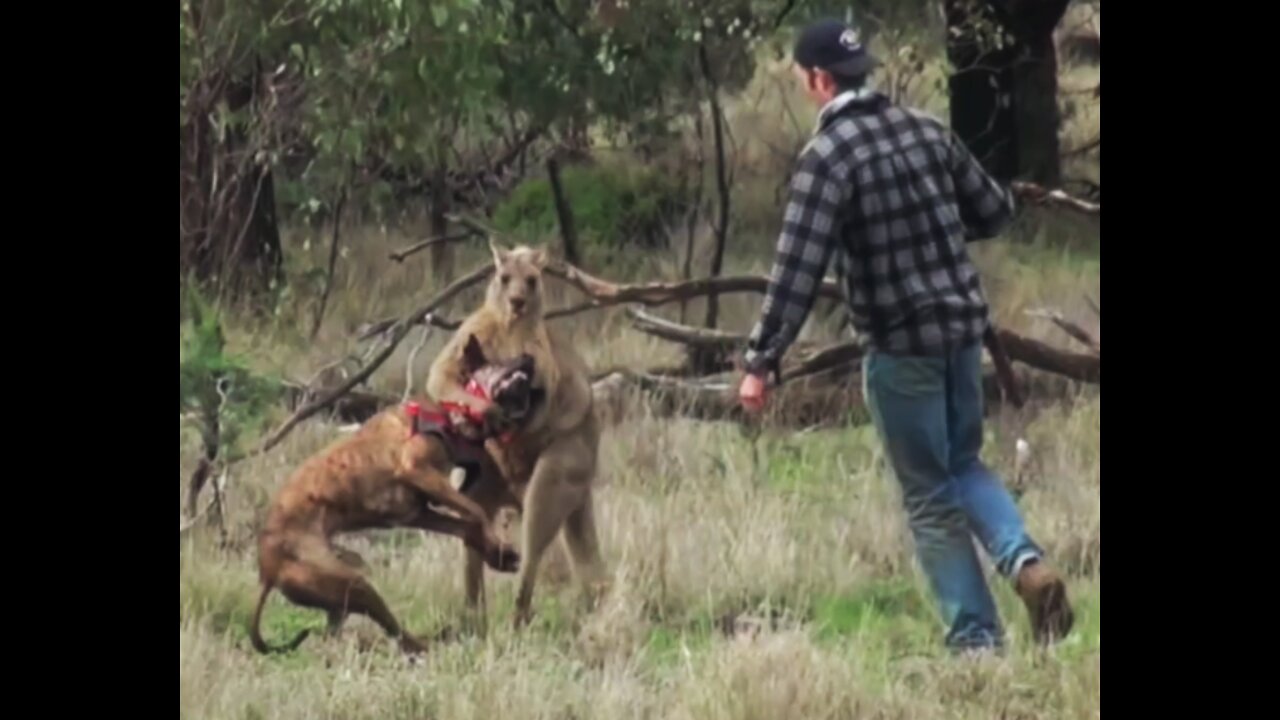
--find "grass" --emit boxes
[181,390,1100,719]
[181,29,1100,720]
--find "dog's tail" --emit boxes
[249,581,310,655]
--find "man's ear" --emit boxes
[489,238,508,268]
[461,334,487,374]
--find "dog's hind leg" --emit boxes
[279,540,427,655]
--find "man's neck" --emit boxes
[815,87,877,132]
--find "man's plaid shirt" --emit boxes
[743,91,1015,377]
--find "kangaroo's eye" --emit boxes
[527,277,537,290]
[500,274,511,285]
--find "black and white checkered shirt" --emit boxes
[743,91,1015,376]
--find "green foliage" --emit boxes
[181,1,800,219]
[179,288,282,457]
[492,163,685,252]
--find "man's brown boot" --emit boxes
[1015,560,1074,645]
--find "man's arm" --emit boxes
[947,131,1016,241]
[742,153,849,379]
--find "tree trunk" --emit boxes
[1004,0,1069,186]
[945,0,1019,183]
[945,0,1070,185]
[429,162,454,280]
[546,157,582,266]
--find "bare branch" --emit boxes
[257,319,411,454]
[1085,295,1100,318]
[388,232,474,263]
[544,262,842,307]
[357,264,492,340]
[1011,181,1100,215]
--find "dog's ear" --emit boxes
[461,334,487,374]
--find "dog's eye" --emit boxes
[500,274,511,285]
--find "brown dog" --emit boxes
[250,336,535,656]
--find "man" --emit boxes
[738,18,1073,651]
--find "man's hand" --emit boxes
[739,371,769,413]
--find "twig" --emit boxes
[388,232,474,263]
[180,465,227,536]
[772,0,799,29]
[357,264,492,340]
[403,321,435,402]
[312,186,348,339]
[180,493,216,534]
[1085,295,1100,318]
[1011,181,1100,216]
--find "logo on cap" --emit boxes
[838,28,861,51]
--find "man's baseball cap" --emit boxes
[793,18,878,78]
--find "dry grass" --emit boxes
[182,27,1100,720]
[181,393,1100,720]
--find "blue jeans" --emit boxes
[863,340,1042,650]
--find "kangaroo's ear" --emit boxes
[529,247,548,270]
[489,238,508,268]
[461,334,487,374]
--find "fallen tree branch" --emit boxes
[260,264,504,453]
[388,232,474,263]
[1011,181,1100,216]
[995,328,1099,383]
[1026,309,1100,355]
[625,307,743,350]
[257,320,412,454]
[625,307,1094,388]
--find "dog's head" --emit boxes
[459,335,539,424]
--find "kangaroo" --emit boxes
[427,242,607,626]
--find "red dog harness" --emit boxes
[401,380,496,497]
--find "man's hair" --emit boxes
[832,72,867,92]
